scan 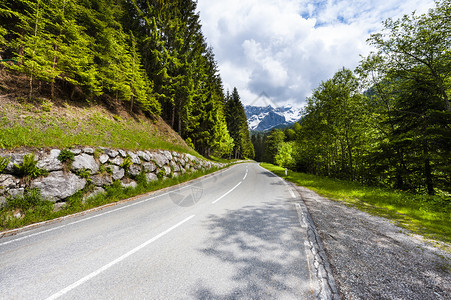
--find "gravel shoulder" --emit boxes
[295,186,451,300]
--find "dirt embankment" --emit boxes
[0,71,192,154]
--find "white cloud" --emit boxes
[197,0,436,107]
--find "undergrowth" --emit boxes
[261,163,451,248]
[0,156,10,173]
[14,154,48,178]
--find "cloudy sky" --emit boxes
[196,0,436,107]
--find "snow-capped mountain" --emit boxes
[244,105,303,131]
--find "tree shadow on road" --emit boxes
[258,171,277,178]
[191,198,313,299]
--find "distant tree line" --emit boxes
[0,0,253,159]
[256,1,450,196]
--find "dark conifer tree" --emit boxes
[225,87,254,159]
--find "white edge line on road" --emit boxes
[258,164,297,199]
[0,191,168,247]
[1,163,240,246]
[0,180,205,247]
[45,215,195,300]
[212,181,242,204]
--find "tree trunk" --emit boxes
[423,147,434,195]
[345,129,354,180]
[28,75,33,100]
[171,104,175,128]
[340,140,346,175]
[178,114,182,135]
[51,45,58,100]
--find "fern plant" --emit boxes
[57,149,75,163]
[120,156,132,171]
[76,168,90,179]
[157,169,165,180]
[14,154,48,178]
[0,156,10,173]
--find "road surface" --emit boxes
[0,163,314,299]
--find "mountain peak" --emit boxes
[244,105,303,131]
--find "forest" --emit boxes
[254,0,450,197]
[0,0,449,197]
[0,0,254,159]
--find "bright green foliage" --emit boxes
[274,142,296,169]
[0,0,253,159]
[356,0,451,195]
[0,0,160,115]
[14,154,47,178]
[210,110,235,157]
[76,168,90,180]
[121,156,132,171]
[0,156,10,173]
[157,169,165,180]
[297,68,369,180]
[12,1,55,98]
[264,129,285,164]
[57,149,74,163]
[0,26,7,55]
[272,1,450,198]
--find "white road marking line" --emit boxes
[1,164,238,246]
[243,169,248,180]
[0,183,197,247]
[45,215,195,300]
[212,181,242,204]
[281,178,297,199]
[0,192,165,247]
[258,164,297,199]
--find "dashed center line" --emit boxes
[243,169,248,180]
[45,215,195,300]
[212,181,242,204]
[0,167,236,247]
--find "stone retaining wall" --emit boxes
[0,148,224,206]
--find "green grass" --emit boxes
[261,163,451,249]
[0,101,200,157]
[209,156,243,164]
[0,166,224,231]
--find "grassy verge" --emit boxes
[0,166,224,231]
[261,163,451,249]
[209,156,243,164]
[0,97,201,157]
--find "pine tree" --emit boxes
[225,87,254,159]
[9,0,56,99]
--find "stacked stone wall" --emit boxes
[0,148,224,206]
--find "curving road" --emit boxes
[0,163,314,299]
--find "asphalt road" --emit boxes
[0,163,314,299]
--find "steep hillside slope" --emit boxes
[0,93,197,156]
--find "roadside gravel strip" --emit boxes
[293,185,451,300]
[294,186,340,300]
